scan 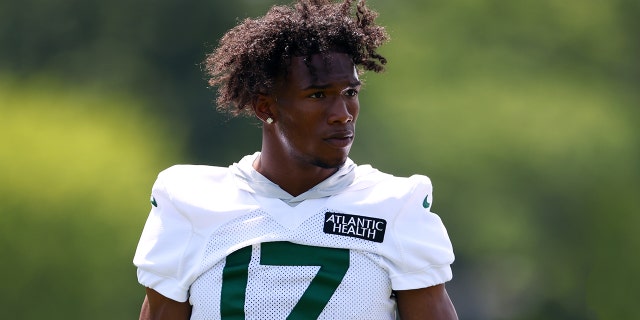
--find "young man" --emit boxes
[134,0,457,319]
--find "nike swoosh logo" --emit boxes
[422,194,430,209]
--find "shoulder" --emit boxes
[376,174,434,212]
[155,164,231,192]
[336,165,435,214]
[351,164,433,200]
[391,174,433,194]
[152,164,240,209]
[158,164,230,183]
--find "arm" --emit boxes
[395,284,458,320]
[139,288,192,320]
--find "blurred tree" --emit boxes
[0,77,183,319]
[353,0,639,318]
[0,0,638,319]
[0,0,263,165]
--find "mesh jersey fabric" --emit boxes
[133,154,454,319]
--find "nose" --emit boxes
[327,97,357,124]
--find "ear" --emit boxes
[253,94,276,124]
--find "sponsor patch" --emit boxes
[323,212,387,243]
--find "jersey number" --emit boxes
[220,242,350,319]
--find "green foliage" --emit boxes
[353,0,640,318]
[0,77,183,319]
[1,0,638,319]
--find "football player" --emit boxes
[134,0,457,319]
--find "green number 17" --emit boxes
[220,242,350,319]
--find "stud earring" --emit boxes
[266,117,273,124]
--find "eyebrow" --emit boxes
[301,80,362,91]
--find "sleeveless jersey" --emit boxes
[134,161,454,319]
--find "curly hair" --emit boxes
[203,0,389,116]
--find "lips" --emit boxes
[324,131,354,148]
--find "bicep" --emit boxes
[139,288,192,320]
[395,284,458,320]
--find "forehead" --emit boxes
[284,52,359,89]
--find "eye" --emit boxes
[343,88,359,97]
[309,92,326,98]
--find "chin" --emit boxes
[312,156,348,169]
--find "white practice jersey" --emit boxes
[134,157,454,320]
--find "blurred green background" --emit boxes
[1,0,638,319]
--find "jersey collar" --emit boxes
[230,152,356,206]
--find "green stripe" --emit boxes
[220,245,252,319]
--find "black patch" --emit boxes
[323,212,387,243]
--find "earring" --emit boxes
[266,117,273,124]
